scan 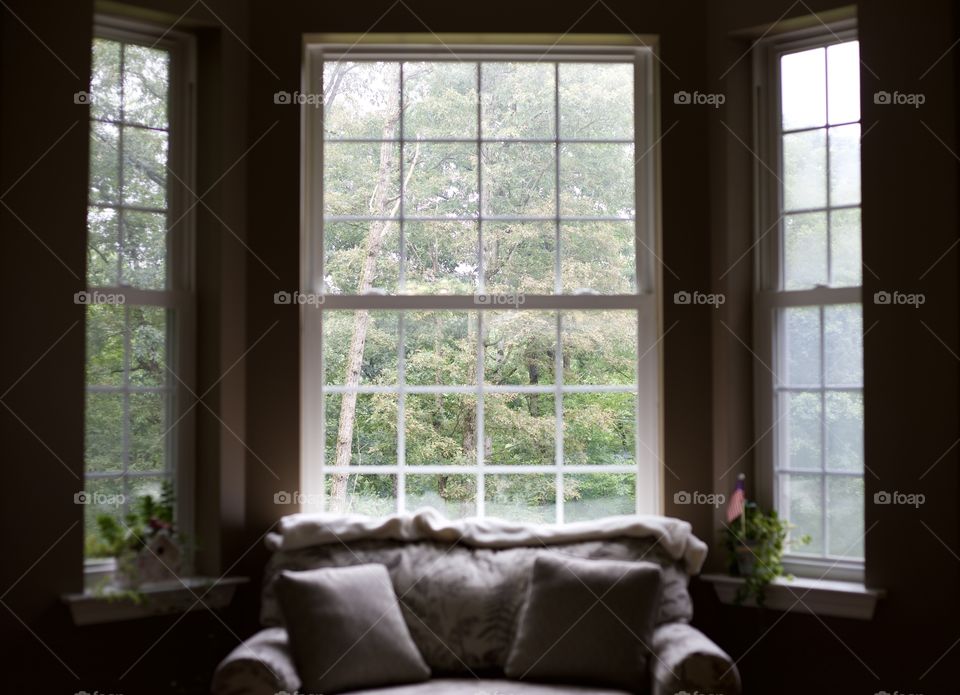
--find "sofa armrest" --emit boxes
[212,627,302,695]
[650,623,742,695]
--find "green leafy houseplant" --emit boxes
[721,502,811,606]
[85,481,183,590]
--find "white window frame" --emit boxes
[299,35,663,519]
[84,16,196,575]
[753,20,864,581]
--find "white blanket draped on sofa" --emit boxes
[265,507,709,576]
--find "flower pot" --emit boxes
[734,540,759,577]
[114,549,142,590]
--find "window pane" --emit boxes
[779,473,824,555]
[562,311,636,385]
[828,124,861,206]
[783,129,826,210]
[405,221,477,294]
[323,311,398,385]
[558,63,633,139]
[781,307,820,386]
[128,475,168,504]
[485,393,555,466]
[560,143,634,218]
[83,477,126,558]
[90,122,120,204]
[91,39,121,121]
[123,126,168,209]
[87,207,119,286]
[404,62,477,139]
[827,41,860,125]
[129,392,167,472]
[482,143,555,216]
[129,306,168,387]
[563,393,635,466]
[85,392,124,472]
[481,63,555,138]
[86,303,124,387]
[483,221,554,295]
[323,61,400,140]
[404,311,475,385]
[564,473,636,521]
[405,394,476,466]
[485,474,555,522]
[123,44,169,128]
[404,143,478,218]
[780,47,826,130]
[324,142,400,217]
[830,208,862,286]
[484,311,556,386]
[824,304,862,385]
[325,393,397,466]
[781,391,821,470]
[783,212,827,289]
[827,475,864,557]
[406,474,477,518]
[324,220,399,294]
[123,211,167,288]
[325,474,397,515]
[561,221,635,294]
[825,391,863,472]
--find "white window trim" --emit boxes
[299,36,664,519]
[752,20,865,582]
[84,16,197,576]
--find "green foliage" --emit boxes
[721,503,811,606]
[84,480,178,558]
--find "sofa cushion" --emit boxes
[262,537,692,675]
[504,555,662,691]
[348,678,632,694]
[275,564,430,694]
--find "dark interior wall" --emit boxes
[241,0,716,567]
[696,2,960,694]
[0,1,256,692]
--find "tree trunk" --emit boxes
[329,101,420,509]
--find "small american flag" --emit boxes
[726,474,746,523]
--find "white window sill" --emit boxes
[700,573,884,620]
[63,576,247,625]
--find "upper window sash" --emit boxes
[301,41,659,302]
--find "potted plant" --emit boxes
[86,481,184,590]
[722,502,810,606]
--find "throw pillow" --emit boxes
[504,554,663,691]
[275,563,431,694]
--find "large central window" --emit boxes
[300,38,660,521]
